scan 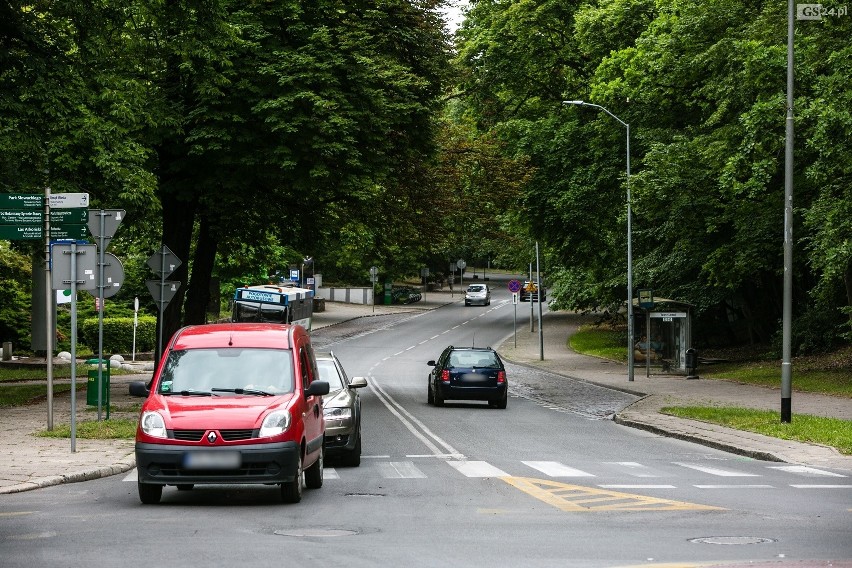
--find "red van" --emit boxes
[129,323,329,504]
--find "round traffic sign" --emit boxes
[508,279,522,293]
[456,259,466,270]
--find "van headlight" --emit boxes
[140,411,167,438]
[259,410,291,438]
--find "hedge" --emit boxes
[80,316,157,354]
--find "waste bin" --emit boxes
[86,359,110,407]
[685,348,698,379]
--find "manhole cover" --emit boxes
[274,528,358,538]
[689,536,775,545]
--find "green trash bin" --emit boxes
[86,359,110,408]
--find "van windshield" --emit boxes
[158,348,294,395]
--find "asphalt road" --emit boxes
[1,290,850,568]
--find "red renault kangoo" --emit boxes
[129,323,329,504]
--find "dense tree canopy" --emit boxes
[1,0,850,356]
[452,0,851,350]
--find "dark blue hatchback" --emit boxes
[427,346,508,409]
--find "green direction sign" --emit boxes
[0,210,43,224]
[0,224,43,240]
[49,224,88,240]
[49,207,87,224]
[0,194,43,209]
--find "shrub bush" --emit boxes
[80,316,157,354]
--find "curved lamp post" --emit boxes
[563,100,635,382]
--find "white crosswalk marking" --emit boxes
[605,461,663,478]
[447,461,509,478]
[768,465,846,477]
[522,461,595,477]
[324,468,340,480]
[673,462,761,477]
[377,461,426,479]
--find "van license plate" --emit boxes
[184,451,241,470]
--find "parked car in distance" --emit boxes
[427,346,508,409]
[316,351,367,467]
[464,284,491,306]
[519,281,546,302]
[128,322,329,505]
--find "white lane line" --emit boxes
[368,376,464,459]
[123,470,137,482]
[418,340,429,345]
[674,462,761,477]
[599,485,677,489]
[430,335,441,340]
[407,454,465,459]
[377,461,427,479]
[768,465,846,477]
[405,345,416,351]
[448,461,509,478]
[694,485,774,489]
[605,461,662,478]
[362,454,391,459]
[522,461,595,477]
[790,484,852,489]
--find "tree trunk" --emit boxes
[183,213,217,325]
[156,190,197,362]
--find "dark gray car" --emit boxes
[316,351,367,466]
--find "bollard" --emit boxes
[1,342,11,361]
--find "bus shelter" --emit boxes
[632,297,693,376]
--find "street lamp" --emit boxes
[563,100,635,382]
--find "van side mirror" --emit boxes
[129,381,150,397]
[305,380,329,397]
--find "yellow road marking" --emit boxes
[502,477,724,512]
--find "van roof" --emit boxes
[170,323,302,350]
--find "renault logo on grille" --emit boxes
[207,431,217,443]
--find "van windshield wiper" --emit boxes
[212,387,273,396]
[162,389,212,396]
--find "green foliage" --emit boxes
[0,243,32,348]
[770,306,847,356]
[80,316,157,355]
[661,406,852,455]
[451,0,852,349]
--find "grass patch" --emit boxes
[0,383,74,408]
[700,363,852,397]
[0,364,130,383]
[37,418,137,439]
[661,406,852,455]
[569,325,627,362]
[571,325,852,398]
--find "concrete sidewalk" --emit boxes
[1,292,849,495]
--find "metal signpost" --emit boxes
[132,297,139,362]
[457,259,466,289]
[45,192,90,431]
[51,242,98,452]
[146,245,182,359]
[88,209,125,420]
[370,266,379,312]
[508,279,522,347]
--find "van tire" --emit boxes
[138,482,163,504]
[281,455,303,503]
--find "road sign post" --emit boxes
[88,209,126,421]
[51,241,98,453]
[147,245,182,360]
